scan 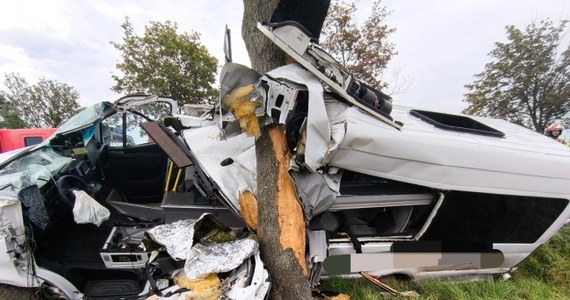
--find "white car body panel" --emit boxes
[182,63,570,281]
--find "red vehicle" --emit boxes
[0,128,57,153]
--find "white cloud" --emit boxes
[0,0,70,37]
[0,45,41,82]
[88,1,144,21]
[382,0,570,112]
[0,0,568,112]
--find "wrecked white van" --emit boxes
[183,77,570,284]
[0,95,269,299]
[185,21,570,285]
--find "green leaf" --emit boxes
[110,18,219,110]
[463,19,570,132]
[0,73,80,128]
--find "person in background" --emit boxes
[544,122,566,144]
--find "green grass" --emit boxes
[320,226,570,299]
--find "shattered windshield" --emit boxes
[56,102,112,134]
[0,148,72,187]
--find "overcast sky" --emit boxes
[0,0,568,113]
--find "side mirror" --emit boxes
[224,25,232,63]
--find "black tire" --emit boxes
[0,284,38,299]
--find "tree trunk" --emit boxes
[255,125,311,300]
[242,0,285,73]
[242,1,312,299]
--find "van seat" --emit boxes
[340,208,397,236]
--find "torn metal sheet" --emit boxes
[182,65,337,212]
[184,238,259,280]
[261,76,304,125]
[257,23,399,130]
[291,170,341,221]
[221,252,271,300]
[264,64,331,172]
[183,126,256,212]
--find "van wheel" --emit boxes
[0,284,37,299]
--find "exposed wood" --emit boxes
[267,125,308,276]
[238,191,258,230]
[255,125,311,300]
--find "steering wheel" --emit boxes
[56,175,91,207]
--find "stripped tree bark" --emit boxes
[241,1,312,299]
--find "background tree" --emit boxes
[463,19,570,132]
[242,1,312,299]
[0,93,26,128]
[0,73,80,128]
[111,19,218,108]
[321,0,396,89]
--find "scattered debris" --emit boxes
[141,214,269,299]
[174,272,221,300]
[360,272,398,296]
[360,272,419,298]
[312,288,351,300]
